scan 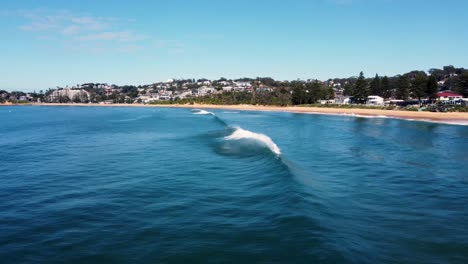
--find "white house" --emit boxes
[234,81,252,88]
[437,91,463,101]
[219,81,231,86]
[197,86,216,96]
[222,86,234,92]
[366,95,384,106]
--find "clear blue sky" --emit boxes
[1,0,467,91]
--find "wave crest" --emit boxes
[192,109,214,115]
[224,127,281,156]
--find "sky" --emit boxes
[1,0,467,91]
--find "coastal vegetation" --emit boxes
[1,66,468,112]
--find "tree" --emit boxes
[352,72,369,103]
[73,95,81,103]
[59,95,70,103]
[306,80,325,103]
[369,74,381,96]
[426,75,438,102]
[381,76,392,98]
[428,68,445,81]
[443,65,456,75]
[455,72,468,97]
[343,83,353,96]
[410,73,428,102]
[395,75,410,100]
[291,82,306,105]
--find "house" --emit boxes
[334,96,350,104]
[175,91,192,99]
[197,86,216,96]
[318,99,335,104]
[234,81,252,88]
[158,95,171,101]
[437,91,463,101]
[256,87,273,93]
[367,95,384,106]
[233,86,246,92]
[219,81,231,86]
[48,89,90,102]
[222,86,234,92]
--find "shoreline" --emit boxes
[3,103,468,125]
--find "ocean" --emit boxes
[1,106,467,263]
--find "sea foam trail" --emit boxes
[224,127,281,156]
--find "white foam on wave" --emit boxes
[224,127,281,156]
[350,114,389,119]
[302,111,468,126]
[192,109,214,115]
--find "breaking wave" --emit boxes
[191,109,282,157]
[192,109,214,115]
[224,127,281,156]
[350,114,389,119]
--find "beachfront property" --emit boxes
[436,91,467,105]
[437,91,463,101]
[2,65,467,106]
[367,96,385,106]
[47,88,90,102]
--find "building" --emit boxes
[234,81,252,88]
[222,86,234,92]
[366,95,385,105]
[437,91,463,101]
[196,86,216,96]
[48,89,90,102]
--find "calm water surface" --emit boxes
[0,106,467,263]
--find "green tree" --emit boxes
[455,72,468,97]
[426,75,438,102]
[381,76,392,98]
[291,82,306,105]
[59,95,70,103]
[306,80,323,103]
[352,72,369,103]
[369,74,381,96]
[73,95,81,103]
[395,75,410,100]
[410,73,428,102]
[343,83,353,96]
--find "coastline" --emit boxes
[3,103,468,125]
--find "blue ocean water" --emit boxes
[0,106,467,264]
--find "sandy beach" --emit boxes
[4,103,468,125]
